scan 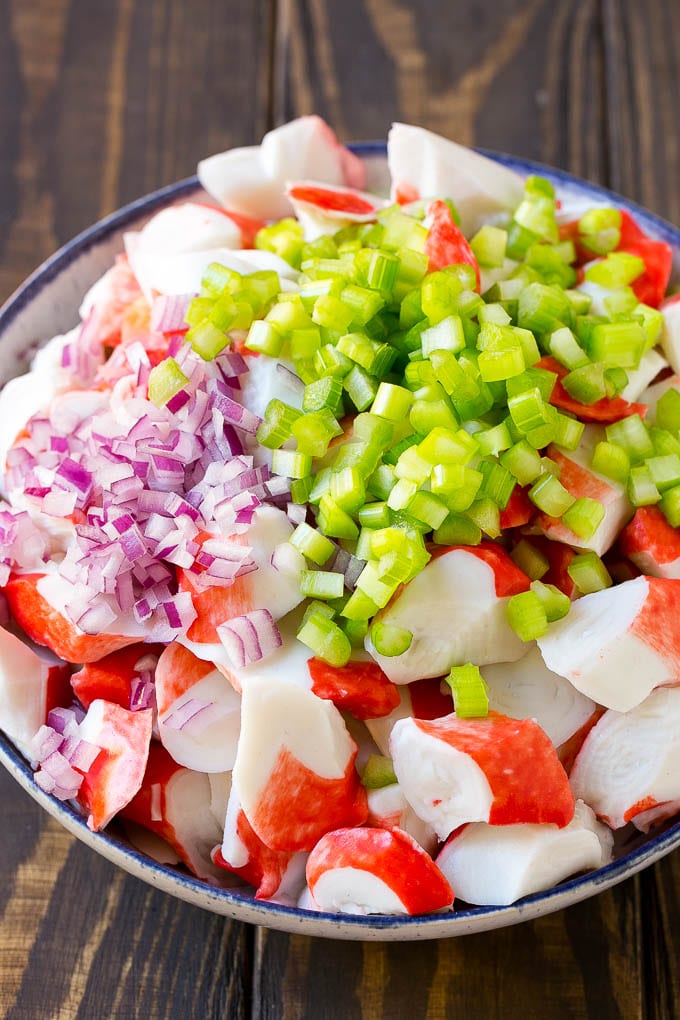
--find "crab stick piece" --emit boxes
[481,645,598,755]
[287,181,385,240]
[4,573,140,663]
[537,575,680,712]
[387,123,525,237]
[436,800,613,906]
[365,543,530,685]
[364,677,454,756]
[306,658,401,720]
[306,827,453,916]
[212,783,307,903]
[535,426,633,556]
[78,256,144,346]
[70,643,162,710]
[178,507,306,670]
[155,642,241,773]
[0,626,71,758]
[232,675,367,852]
[390,712,574,840]
[120,743,227,883]
[621,348,667,402]
[198,117,365,221]
[133,202,244,256]
[570,688,680,829]
[366,784,438,855]
[660,295,680,372]
[619,507,680,580]
[78,700,153,831]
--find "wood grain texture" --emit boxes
[1,0,680,1017]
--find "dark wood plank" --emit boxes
[253,880,644,1020]
[0,0,274,304]
[273,0,606,182]
[602,0,680,222]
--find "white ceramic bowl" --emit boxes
[2,145,680,940]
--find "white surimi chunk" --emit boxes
[390,717,494,839]
[387,123,525,236]
[365,548,526,684]
[0,627,65,758]
[157,667,241,774]
[570,688,680,829]
[309,867,406,915]
[436,800,612,906]
[367,783,438,854]
[536,426,633,556]
[621,347,667,401]
[661,298,680,373]
[481,645,597,750]
[537,576,680,712]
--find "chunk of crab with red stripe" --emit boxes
[70,643,162,711]
[177,507,306,672]
[286,181,385,240]
[364,676,455,756]
[211,782,308,904]
[154,642,241,773]
[364,543,530,685]
[232,674,368,853]
[305,827,453,916]
[537,575,680,712]
[533,425,634,556]
[120,743,229,883]
[387,123,524,237]
[436,800,612,906]
[481,644,600,768]
[366,783,438,855]
[4,573,141,664]
[570,687,680,830]
[0,625,71,758]
[198,116,365,222]
[619,507,680,580]
[389,711,574,841]
[77,699,153,831]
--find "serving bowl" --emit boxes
[1,144,680,941]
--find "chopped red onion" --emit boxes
[286,502,307,526]
[150,294,192,335]
[275,361,305,394]
[217,609,282,669]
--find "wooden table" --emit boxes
[1,0,680,1015]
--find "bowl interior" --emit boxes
[1,145,680,940]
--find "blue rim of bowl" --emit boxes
[1,141,680,938]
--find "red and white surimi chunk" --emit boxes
[436,800,613,906]
[537,575,680,712]
[286,181,385,240]
[179,506,306,671]
[155,642,241,773]
[218,607,313,695]
[0,626,71,758]
[365,544,530,684]
[78,700,153,831]
[480,644,598,752]
[620,507,680,580]
[389,712,574,840]
[535,426,633,556]
[214,782,308,903]
[207,771,232,831]
[364,676,454,755]
[198,116,365,221]
[121,743,228,883]
[660,295,680,373]
[387,123,525,236]
[232,675,367,852]
[366,783,438,855]
[306,827,453,916]
[570,687,680,829]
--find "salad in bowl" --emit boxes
[1,116,680,925]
